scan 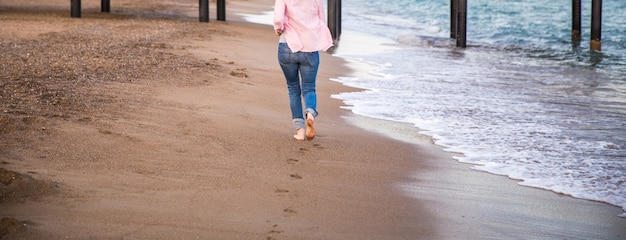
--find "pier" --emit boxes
[66,0,604,51]
[327,0,604,51]
[70,0,226,22]
[451,0,604,50]
[69,0,344,40]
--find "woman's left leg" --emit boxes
[278,43,305,129]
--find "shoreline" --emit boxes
[324,16,626,238]
[323,4,626,219]
[1,0,625,239]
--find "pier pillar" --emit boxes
[71,0,81,18]
[456,0,467,48]
[217,0,226,21]
[571,0,581,41]
[590,0,602,51]
[338,0,342,38]
[102,0,110,13]
[199,0,209,22]
[450,0,457,38]
[328,0,342,40]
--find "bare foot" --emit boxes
[305,113,315,140]
[293,128,305,141]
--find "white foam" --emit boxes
[327,0,626,217]
[237,11,273,26]
[330,44,626,216]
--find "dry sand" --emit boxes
[1,0,625,239]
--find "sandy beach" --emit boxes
[1,0,625,239]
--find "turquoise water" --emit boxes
[330,0,626,216]
[340,0,625,69]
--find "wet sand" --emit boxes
[1,0,625,239]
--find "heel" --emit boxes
[305,113,315,140]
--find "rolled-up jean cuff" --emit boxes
[305,108,318,118]
[293,118,305,130]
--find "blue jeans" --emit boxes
[278,43,319,129]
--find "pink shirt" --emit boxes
[273,0,334,52]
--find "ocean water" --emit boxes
[328,0,626,216]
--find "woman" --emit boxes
[274,0,334,141]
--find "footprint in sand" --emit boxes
[265,223,283,240]
[98,129,113,135]
[275,188,290,193]
[283,207,297,217]
[267,228,283,235]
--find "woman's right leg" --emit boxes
[298,51,319,139]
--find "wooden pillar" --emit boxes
[199,0,209,22]
[217,0,226,21]
[102,0,110,13]
[327,0,336,40]
[572,0,581,41]
[71,0,81,18]
[337,0,342,38]
[456,0,467,48]
[590,0,602,51]
[328,0,341,40]
[450,0,457,39]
